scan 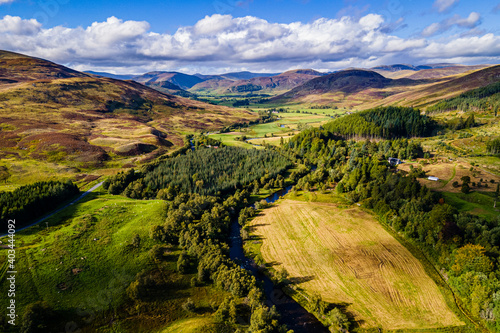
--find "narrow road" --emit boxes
[0,181,104,238]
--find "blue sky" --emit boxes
[1,0,499,73]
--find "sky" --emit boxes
[0,0,499,74]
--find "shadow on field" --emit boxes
[288,275,315,285]
[16,191,101,240]
[263,261,281,268]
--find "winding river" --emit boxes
[229,186,328,333]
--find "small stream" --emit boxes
[229,186,328,333]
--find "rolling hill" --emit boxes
[190,69,325,95]
[0,50,87,83]
[269,65,500,110]
[194,70,279,81]
[0,50,257,173]
[271,69,397,105]
[371,64,500,109]
[133,71,205,90]
[84,71,135,80]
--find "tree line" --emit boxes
[487,137,500,155]
[281,125,500,331]
[427,80,500,116]
[131,178,290,331]
[323,106,434,139]
[0,180,79,232]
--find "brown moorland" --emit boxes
[0,50,257,166]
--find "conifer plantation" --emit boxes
[0,180,79,232]
[104,146,292,198]
[323,106,433,139]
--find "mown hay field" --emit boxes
[249,199,464,330]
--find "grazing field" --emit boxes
[208,111,334,147]
[0,190,229,331]
[248,199,464,330]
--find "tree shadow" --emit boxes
[263,261,281,268]
[287,275,315,285]
[247,223,269,232]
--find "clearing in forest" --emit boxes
[249,199,464,330]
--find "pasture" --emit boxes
[208,111,334,147]
[0,190,228,331]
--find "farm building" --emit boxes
[388,157,402,166]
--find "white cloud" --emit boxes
[0,15,41,35]
[0,0,16,4]
[419,34,500,59]
[422,12,481,36]
[0,13,498,74]
[433,0,459,13]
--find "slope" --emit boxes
[270,69,398,106]
[370,64,500,109]
[190,69,325,95]
[133,71,205,90]
[267,65,500,110]
[0,50,257,184]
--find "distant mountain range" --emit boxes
[84,71,135,80]
[86,63,492,98]
[271,65,500,109]
[371,63,457,72]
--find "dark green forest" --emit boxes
[428,81,500,115]
[487,137,500,155]
[0,180,79,232]
[323,106,433,139]
[103,146,291,198]
[282,125,500,332]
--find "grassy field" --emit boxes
[247,199,464,330]
[158,317,214,333]
[208,110,335,147]
[0,189,229,332]
[442,191,499,219]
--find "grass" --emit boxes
[246,198,464,331]
[0,193,166,310]
[0,191,229,332]
[158,317,214,333]
[208,111,334,147]
[442,191,499,219]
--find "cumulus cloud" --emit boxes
[433,0,459,13]
[0,15,41,35]
[422,12,481,36]
[0,13,499,74]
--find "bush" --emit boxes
[20,302,54,333]
[177,252,190,274]
[149,245,164,261]
[182,298,196,312]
